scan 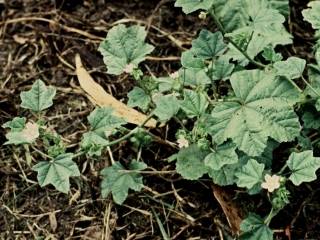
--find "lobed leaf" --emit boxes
[99,24,154,75]
[32,153,80,193]
[100,161,147,204]
[287,150,320,186]
[20,80,56,112]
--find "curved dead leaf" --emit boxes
[75,54,157,128]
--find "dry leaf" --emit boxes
[75,54,157,128]
[212,184,243,235]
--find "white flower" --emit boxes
[261,174,281,193]
[177,136,189,149]
[21,122,39,142]
[198,11,207,20]
[170,71,179,79]
[123,63,135,74]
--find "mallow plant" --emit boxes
[3,0,320,239]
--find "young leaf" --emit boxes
[4,122,39,145]
[2,117,26,132]
[20,80,56,112]
[208,70,300,156]
[302,1,320,30]
[204,142,238,170]
[176,144,208,180]
[180,90,208,118]
[100,161,147,205]
[190,30,226,60]
[274,57,306,79]
[174,0,213,14]
[153,95,180,121]
[81,132,109,156]
[127,87,151,112]
[98,24,154,75]
[88,107,126,136]
[262,45,283,63]
[32,153,80,194]
[240,213,273,240]
[287,150,320,186]
[235,159,265,189]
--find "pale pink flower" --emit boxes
[123,63,135,74]
[177,136,189,149]
[261,174,281,193]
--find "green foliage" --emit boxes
[274,57,306,79]
[302,1,320,30]
[20,80,56,112]
[2,117,26,131]
[81,107,126,156]
[174,0,213,14]
[240,213,273,240]
[235,159,265,190]
[4,121,39,145]
[153,95,180,121]
[127,87,151,112]
[287,151,320,186]
[208,69,300,156]
[190,30,226,60]
[204,142,238,170]
[98,24,154,75]
[32,153,80,193]
[100,161,147,204]
[176,144,208,180]
[180,90,208,118]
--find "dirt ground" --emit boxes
[0,0,319,239]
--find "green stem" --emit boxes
[278,163,288,175]
[302,75,320,97]
[264,208,278,226]
[105,113,155,147]
[209,9,266,69]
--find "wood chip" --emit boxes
[75,54,157,128]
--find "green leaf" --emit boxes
[235,159,265,189]
[127,87,151,112]
[176,144,208,180]
[4,122,39,145]
[274,57,306,79]
[240,213,273,240]
[204,142,238,170]
[210,58,235,81]
[20,80,56,112]
[181,51,205,69]
[98,24,154,75]
[190,30,226,60]
[100,161,147,204]
[154,95,180,121]
[88,107,126,136]
[174,0,213,14]
[302,108,320,129]
[208,163,238,186]
[302,1,320,30]
[81,132,109,156]
[208,69,300,156]
[179,68,211,87]
[2,117,26,132]
[287,150,320,186]
[180,90,208,118]
[262,45,283,63]
[32,153,80,193]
